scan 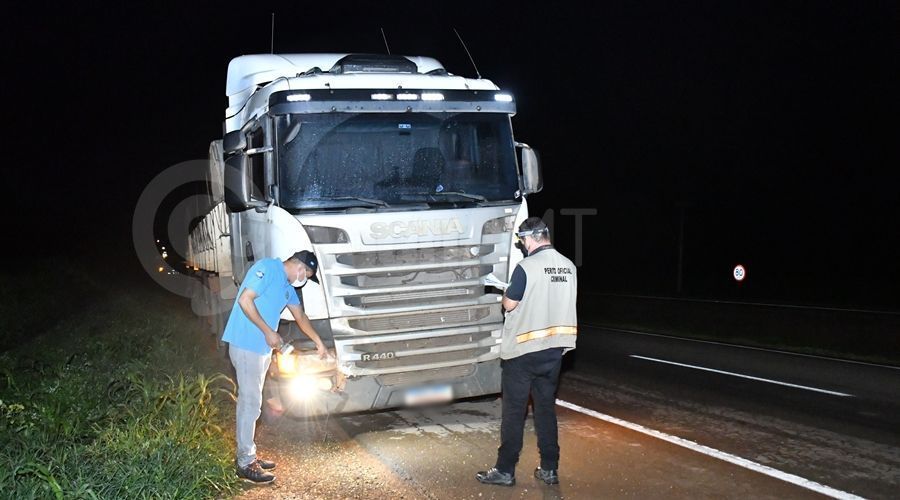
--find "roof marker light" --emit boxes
[287,93,312,102]
[371,93,393,100]
[397,93,419,101]
[421,92,444,101]
[494,93,513,102]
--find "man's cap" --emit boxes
[516,217,549,238]
[292,250,320,284]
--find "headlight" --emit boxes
[482,215,516,235]
[287,375,333,400]
[289,376,319,399]
[276,352,298,375]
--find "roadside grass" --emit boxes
[581,293,900,366]
[0,266,240,499]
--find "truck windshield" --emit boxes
[275,112,519,209]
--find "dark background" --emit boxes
[4,2,898,309]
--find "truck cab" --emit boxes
[189,53,542,416]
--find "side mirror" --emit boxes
[517,143,543,194]
[224,155,266,211]
[223,130,246,154]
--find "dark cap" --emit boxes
[516,217,549,238]
[292,250,320,284]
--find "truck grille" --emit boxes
[320,229,510,376]
[336,245,493,267]
[340,266,492,289]
[349,331,493,352]
[333,244,498,309]
[337,305,504,375]
[356,347,492,370]
[344,286,482,308]
[348,306,491,333]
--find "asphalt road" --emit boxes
[237,326,900,499]
[561,326,900,498]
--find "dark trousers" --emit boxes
[496,348,563,475]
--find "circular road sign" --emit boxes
[733,264,746,282]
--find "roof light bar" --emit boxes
[287,93,312,102]
[396,93,419,101]
[494,93,513,102]
[421,92,445,101]
[371,93,393,100]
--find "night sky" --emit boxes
[5,2,898,308]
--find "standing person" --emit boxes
[222,250,327,484]
[476,217,578,487]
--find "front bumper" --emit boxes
[267,359,501,418]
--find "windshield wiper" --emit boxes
[300,196,389,208]
[406,191,488,203]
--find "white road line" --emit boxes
[583,324,900,371]
[556,399,865,500]
[629,355,854,397]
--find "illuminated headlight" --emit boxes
[304,225,349,244]
[482,215,516,234]
[494,93,513,102]
[396,93,419,101]
[289,376,319,399]
[287,375,332,399]
[276,352,297,375]
[287,93,312,102]
[371,93,393,100]
[421,92,444,101]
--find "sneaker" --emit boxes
[475,467,515,486]
[256,458,276,470]
[237,461,275,483]
[534,467,559,485]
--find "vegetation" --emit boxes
[0,263,240,499]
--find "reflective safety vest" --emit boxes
[501,247,577,359]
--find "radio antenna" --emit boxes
[453,28,481,79]
[270,13,275,53]
[380,28,391,54]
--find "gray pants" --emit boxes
[229,344,272,468]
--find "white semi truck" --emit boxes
[188,53,543,417]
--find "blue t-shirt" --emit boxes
[222,258,301,355]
